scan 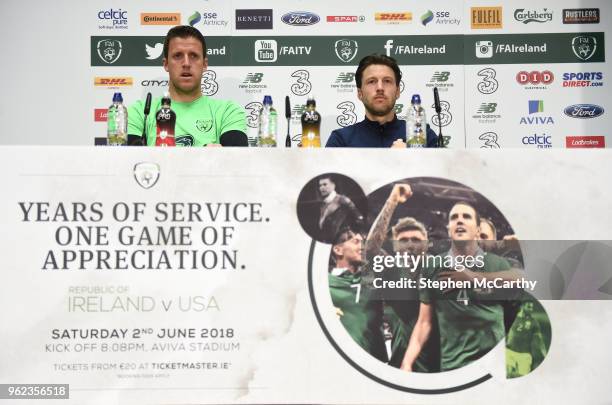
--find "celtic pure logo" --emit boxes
[201,70,219,96]
[133,162,160,189]
[479,132,500,148]
[291,70,312,96]
[334,39,358,63]
[571,35,597,61]
[477,68,499,94]
[97,39,122,64]
[336,101,357,127]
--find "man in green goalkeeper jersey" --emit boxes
[364,184,439,372]
[401,202,525,372]
[329,229,388,363]
[506,300,548,377]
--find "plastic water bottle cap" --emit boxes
[411,94,421,104]
[113,92,123,103]
[263,95,272,105]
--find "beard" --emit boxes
[363,97,395,117]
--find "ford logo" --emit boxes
[281,11,320,26]
[563,104,604,119]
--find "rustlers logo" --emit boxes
[94,77,133,87]
[96,39,122,64]
[334,39,359,63]
[133,162,160,189]
[571,35,597,61]
[563,8,600,24]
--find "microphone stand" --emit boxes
[285,96,291,147]
[433,87,444,148]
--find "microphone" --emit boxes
[134,93,152,146]
[285,96,291,147]
[220,130,249,147]
[433,87,444,148]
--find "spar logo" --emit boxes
[516,70,554,90]
[327,15,365,23]
[562,72,603,88]
[566,136,605,148]
[563,104,604,119]
[94,77,133,87]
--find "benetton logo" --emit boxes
[94,77,133,86]
[471,7,503,29]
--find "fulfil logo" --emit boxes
[471,7,502,29]
[98,9,128,29]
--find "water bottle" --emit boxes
[301,97,321,148]
[107,92,128,146]
[258,95,277,147]
[155,94,176,147]
[406,94,426,148]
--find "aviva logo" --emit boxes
[189,11,201,26]
[528,100,544,114]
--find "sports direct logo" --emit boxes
[94,109,108,122]
[562,72,603,87]
[94,77,133,87]
[566,136,605,148]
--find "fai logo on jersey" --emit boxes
[334,39,358,63]
[97,39,123,64]
[196,119,213,133]
[133,162,160,189]
[572,36,597,61]
[479,132,500,148]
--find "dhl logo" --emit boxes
[375,12,412,22]
[94,77,133,86]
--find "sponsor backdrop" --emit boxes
[0,0,609,147]
[1,147,612,404]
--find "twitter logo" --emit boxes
[145,43,163,60]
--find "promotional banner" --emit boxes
[1,147,611,404]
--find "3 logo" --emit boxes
[201,70,219,96]
[477,68,498,94]
[291,70,312,96]
[336,101,357,127]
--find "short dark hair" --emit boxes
[355,54,402,88]
[163,25,207,59]
[450,201,481,226]
[318,175,335,185]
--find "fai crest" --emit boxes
[196,119,213,132]
[334,39,358,63]
[571,36,597,61]
[133,162,160,189]
[97,39,123,64]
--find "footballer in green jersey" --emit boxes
[329,230,388,363]
[364,184,439,372]
[127,25,247,146]
[402,201,526,372]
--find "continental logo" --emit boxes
[94,77,133,87]
[141,13,181,25]
[375,12,412,23]
[471,7,503,29]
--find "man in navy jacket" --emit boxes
[326,54,439,148]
